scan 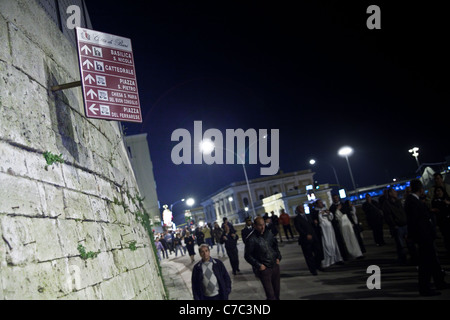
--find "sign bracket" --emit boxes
[51,81,82,92]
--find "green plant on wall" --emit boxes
[43,151,64,170]
[128,240,137,251]
[77,244,100,260]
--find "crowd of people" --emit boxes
[159,173,450,299]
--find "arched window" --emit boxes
[243,197,249,206]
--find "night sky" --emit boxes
[84,1,449,222]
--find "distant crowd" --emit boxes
[155,173,450,299]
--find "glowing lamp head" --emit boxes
[338,146,354,157]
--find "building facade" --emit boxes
[200,169,325,225]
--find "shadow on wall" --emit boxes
[47,70,79,163]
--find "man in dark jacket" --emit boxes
[383,187,417,264]
[405,179,448,296]
[192,244,231,300]
[244,216,282,300]
[294,204,323,275]
[241,217,254,244]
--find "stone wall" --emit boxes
[0,0,166,299]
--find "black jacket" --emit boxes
[244,228,281,272]
[404,194,436,244]
[294,213,318,244]
[192,258,231,300]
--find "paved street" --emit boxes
[161,229,450,300]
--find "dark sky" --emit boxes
[84,0,449,221]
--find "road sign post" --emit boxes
[76,27,142,123]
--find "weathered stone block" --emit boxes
[0,172,43,216]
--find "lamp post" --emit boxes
[200,139,257,219]
[408,147,420,169]
[338,146,357,192]
[309,158,341,188]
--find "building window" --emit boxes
[259,194,264,200]
[243,197,249,207]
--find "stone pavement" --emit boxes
[160,230,450,300]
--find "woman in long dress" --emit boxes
[316,201,343,268]
[334,203,363,259]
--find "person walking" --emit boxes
[241,217,254,244]
[203,224,214,248]
[314,199,343,268]
[271,211,283,243]
[173,233,185,257]
[155,237,165,261]
[329,194,350,261]
[279,209,294,241]
[432,186,450,256]
[405,179,449,296]
[334,203,364,260]
[362,194,386,246]
[343,200,366,254]
[213,222,226,256]
[293,204,323,275]
[184,230,196,263]
[221,224,240,275]
[192,244,232,300]
[383,187,417,265]
[244,216,282,300]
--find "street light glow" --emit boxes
[185,198,195,207]
[338,146,354,157]
[199,139,215,154]
[309,159,316,165]
[228,196,233,202]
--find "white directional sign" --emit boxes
[76,27,142,122]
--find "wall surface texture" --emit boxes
[0,0,166,299]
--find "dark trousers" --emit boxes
[283,224,294,239]
[258,263,280,300]
[371,223,385,245]
[418,241,445,293]
[226,247,239,273]
[300,239,322,274]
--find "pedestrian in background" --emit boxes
[221,224,240,275]
[173,233,185,257]
[383,187,416,264]
[192,244,232,300]
[271,211,283,243]
[155,237,165,261]
[184,230,196,263]
[362,194,386,247]
[432,186,450,256]
[405,179,449,296]
[203,223,214,248]
[241,217,254,244]
[213,222,226,256]
[279,208,294,241]
[294,204,323,275]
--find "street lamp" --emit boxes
[200,140,257,219]
[338,146,357,192]
[308,158,341,188]
[408,147,420,168]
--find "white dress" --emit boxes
[334,209,363,259]
[318,212,343,268]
